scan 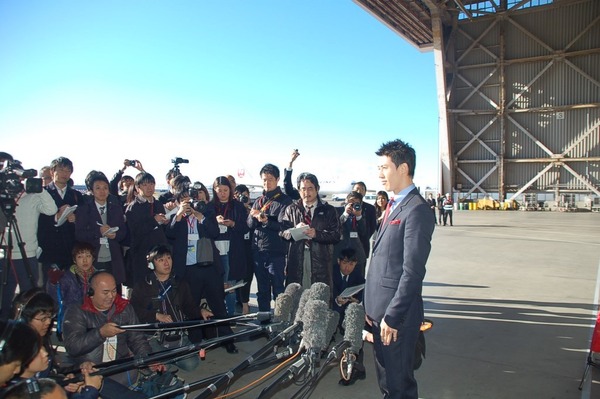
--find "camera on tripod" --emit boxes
[0,159,43,203]
[170,157,189,177]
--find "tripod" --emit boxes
[0,201,36,309]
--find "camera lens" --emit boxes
[353,203,361,211]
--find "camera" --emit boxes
[239,195,249,204]
[172,157,189,165]
[0,159,42,200]
[192,200,207,214]
[352,202,362,211]
[128,159,137,166]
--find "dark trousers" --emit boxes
[437,209,444,225]
[237,239,254,304]
[253,251,285,312]
[184,263,234,342]
[443,210,453,226]
[371,320,420,399]
[1,257,39,319]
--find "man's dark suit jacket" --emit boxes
[364,187,434,329]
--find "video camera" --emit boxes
[0,158,43,205]
[169,156,189,178]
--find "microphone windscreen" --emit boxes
[273,293,293,323]
[308,282,330,304]
[322,310,340,351]
[284,283,303,320]
[294,289,311,324]
[343,303,365,353]
[301,299,329,351]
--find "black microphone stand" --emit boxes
[59,326,264,385]
[192,322,303,399]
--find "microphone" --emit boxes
[284,283,303,321]
[301,299,329,376]
[322,310,340,352]
[340,303,365,381]
[273,293,293,324]
[293,289,311,325]
[308,282,330,303]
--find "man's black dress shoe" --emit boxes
[225,342,238,354]
[338,368,366,386]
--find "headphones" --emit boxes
[13,288,45,322]
[0,320,17,354]
[87,270,109,297]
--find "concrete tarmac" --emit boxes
[177,210,600,399]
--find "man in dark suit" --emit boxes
[364,139,435,399]
[352,181,377,258]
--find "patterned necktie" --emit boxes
[304,205,313,225]
[383,198,395,225]
[99,206,106,215]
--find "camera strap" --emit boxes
[259,192,281,213]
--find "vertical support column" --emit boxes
[431,8,452,195]
[498,16,506,202]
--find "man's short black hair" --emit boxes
[296,172,320,191]
[85,170,109,191]
[50,156,73,172]
[376,139,416,177]
[259,163,280,179]
[346,191,363,202]
[0,320,41,370]
[338,247,358,262]
[12,288,55,323]
[135,172,156,186]
[72,241,96,260]
[353,181,367,192]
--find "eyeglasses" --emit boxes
[33,314,56,323]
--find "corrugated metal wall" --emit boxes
[448,0,600,199]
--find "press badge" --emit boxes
[219,225,227,234]
[350,232,359,239]
[188,233,199,241]
[99,237,109,246]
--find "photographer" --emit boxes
[165,186,238,353]
[108,159,144,208]
[333,191,368,277]
[124,173,168,286]
[0,163,57,319]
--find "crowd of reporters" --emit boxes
[0,151,378,398]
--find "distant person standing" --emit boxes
[364,139,434,399]
[426,193,436,223]
[443,193,454,226]
[436,193,444,226]
[352,182,377,258]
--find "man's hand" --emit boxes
[156,313,173,323]
[200,308,214,320]
[81,367,103,390]
[380,319,398,346]
[99,322,125,338]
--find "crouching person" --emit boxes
[130,245,213,372]
[62,271,154,398]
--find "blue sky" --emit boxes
[0,1,439,192]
